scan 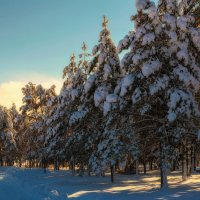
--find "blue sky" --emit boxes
[0,0,138,83]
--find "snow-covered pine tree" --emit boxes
[158,0,200,182]
[0,106,16,166]
[73,16,121,181]
[64,43,93,175]
[20,82,54,167]
[84,16,120,114]
[45,44,90,171]
[36,85,57,171]
[113,0,200,188]
[45,55,74,169]
[9,103,24,167]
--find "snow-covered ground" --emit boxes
[0,167,199,200]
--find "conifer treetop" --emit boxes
[102,15,109,29]
[82,42,87,52]
[79,42,91,72]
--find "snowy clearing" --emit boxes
[0,167,200,200]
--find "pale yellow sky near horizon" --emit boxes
[0,74,62,109]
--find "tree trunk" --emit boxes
[143,161,147,175]
[43,157,47,174]
[101,170,105,177]
[54,158,59,171]
[171,159,175,172]
[88,164,91,176]
[160,165,168,188]
[186,140,192,177]
[160,141,168,188]
[72,156,75,176]
[0,158,3,166]
[19,159,22,168]
[110,165,114,183]
[191,143,195,174]
[149,160,153,171]
[79,163,84,176]
[182,139,188,181]
[29,159,32,168]
[135,160,139,175]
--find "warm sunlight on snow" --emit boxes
[68,190,101,198]
[62,170,200,199]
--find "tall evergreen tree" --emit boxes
[0,106,16,166]
[113,0,200,187]
[20,83,55,167]
[75,16,121,180]
[45,43,90,170]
